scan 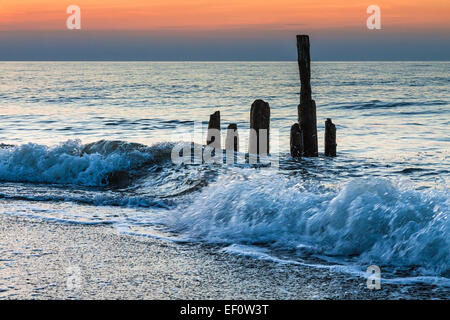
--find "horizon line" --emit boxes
[0,60,448,62]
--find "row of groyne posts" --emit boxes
[205,35,336,162]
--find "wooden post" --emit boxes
[225,123,239,153]
[206,111,221,149]
[296,35,312,103]
[298,100,318,157]
[297,35,318,157]
[249,99,270,155]
[324,118,337,157]
[290,123,303,158]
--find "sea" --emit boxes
[0,61,448,287]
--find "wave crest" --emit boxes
[0,140,173,186]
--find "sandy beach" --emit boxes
[0,214,447,300]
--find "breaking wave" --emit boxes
[0,140,173,186]
[163,175,449,277]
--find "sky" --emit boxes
[0,0,449,60]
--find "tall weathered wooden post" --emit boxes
[249,99,270,156]
[324,118,337,157]
[206,111,221,150]
[297,35,318,157]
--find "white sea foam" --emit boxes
[0,140,172,186]
[164,174,449,277]
[220,244,450,286]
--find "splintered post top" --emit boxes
[296,35,312,103]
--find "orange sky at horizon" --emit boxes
[0,0,449,32]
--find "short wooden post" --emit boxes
[297,35,318,157]
[324,118,337,157]
[206,111,221,149]
[225,123,239,153]
[249,99,270,155]
[290,123,303,158]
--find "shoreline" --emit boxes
[0,214,447,300]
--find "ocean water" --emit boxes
[0,62,449,286]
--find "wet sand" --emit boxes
[0,214,447,300]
